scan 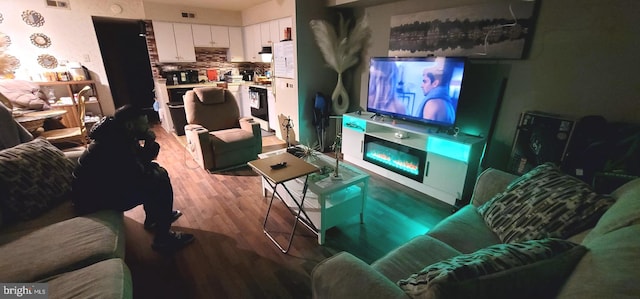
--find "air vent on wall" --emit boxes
[181,11,196,18]
[45,0,70,9]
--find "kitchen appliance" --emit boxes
[242,70,255,81]
[249,86,269,130]
[273,40,297,140]
[206,69,218,82]
[164,70,199,85]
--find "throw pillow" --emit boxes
[477,163,615,243]
[0,138,75,221]
[397,238,587,299]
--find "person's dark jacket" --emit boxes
[71,116,159,213]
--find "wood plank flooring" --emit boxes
[124,125,453,299]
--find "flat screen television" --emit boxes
[367,56,467,128]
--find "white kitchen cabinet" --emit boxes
[279,17,292,40]
[228,27,244,62]
[243,24,261,62]
[228,84,242,115]
[260,22,271,47]
[269,20,280,44]
[153,21,196,62]
[192,24,230,48]
[239,85,252,118]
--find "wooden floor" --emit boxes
[124,125,453,299]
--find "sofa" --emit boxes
[0,138,131,298]
[312,163,640,299]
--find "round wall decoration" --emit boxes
[22,10,45,27]
[30,33,51,48]
[0,33,10,48]
[6,55,20,72]
[37,54,58,69]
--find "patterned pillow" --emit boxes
[477,163,615,243]
[397,238,587,299]
[0,138,75,221]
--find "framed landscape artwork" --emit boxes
[388,1,537,59]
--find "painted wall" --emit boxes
[241,0,294,26]
[294,0,341,146]
[0,0,146,115]
[142,2,242,26]
[349,0,640,171]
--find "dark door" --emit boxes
[92,17,158,121]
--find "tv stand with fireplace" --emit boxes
[341,112,485,207]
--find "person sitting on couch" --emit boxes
[71,104,194,252]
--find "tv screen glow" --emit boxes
[367,56,466,127]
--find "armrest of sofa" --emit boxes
[470,168,517,207]
[239,117,261,137]
[312,252,408,299]
[63,148,85,168]
[185,124,213,170]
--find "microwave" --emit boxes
[164,70,199,85]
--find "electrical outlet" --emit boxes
[83,54,90,62]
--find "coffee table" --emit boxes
[256,148,370,245]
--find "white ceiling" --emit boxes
[142,0,272,11]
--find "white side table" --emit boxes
[257,148,370,245]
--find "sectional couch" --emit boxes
[0,138,131,298]
[312,163,640,299]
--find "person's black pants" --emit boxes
[115,164,175,241]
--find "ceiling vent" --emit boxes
[181,11,196,19]
[45,0,70,9]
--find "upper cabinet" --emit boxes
[260,22,271,47]
[192,24,230,48]
[244,17,293,62]
[263,17,293,45]
[243,24,261,62]
[278,18,293,40]
[228,27,245,62]
[153,21,196,62]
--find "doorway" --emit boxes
[92,17,158,121]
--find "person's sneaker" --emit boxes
[144,210,183,231]
[151,231,195,252]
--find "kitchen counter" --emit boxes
[165,82,225,89]
[165,81,271,90]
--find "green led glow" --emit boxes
[427,136,471,162]
[343,115,366,133]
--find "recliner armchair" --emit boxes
[183,87,262,171]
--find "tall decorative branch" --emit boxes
[310,14,371,115]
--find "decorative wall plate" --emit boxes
[0,33,10,49]
[37,54,57,69]
[30,33,51,48]
[6,55,20,71]
[22,10,45,27]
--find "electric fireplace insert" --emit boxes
[363,135,426,182]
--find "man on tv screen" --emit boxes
[417,61,455,124]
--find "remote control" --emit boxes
[270,162,287,169]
